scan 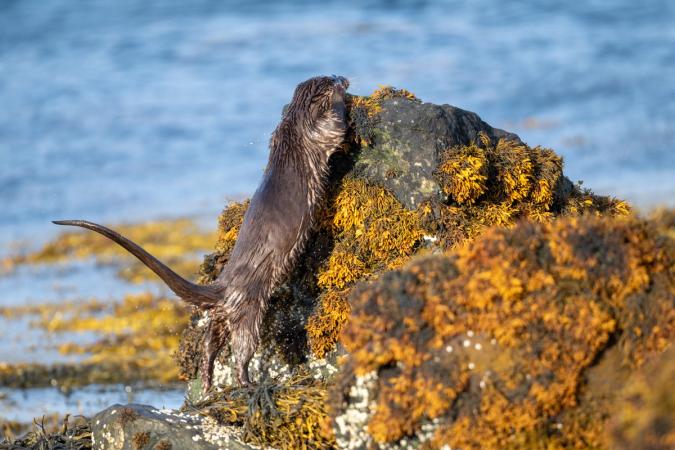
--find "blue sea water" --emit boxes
[0,0,674,423]
[1,0,674,249]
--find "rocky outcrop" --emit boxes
[177,87,628,401]
[89,86,649,450]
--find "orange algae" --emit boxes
[433,132,630,247]
[306,290,351,359]
[337,216,673,448]
[316,177,427,290]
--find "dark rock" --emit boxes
[91,404,253,450]
[353,98,522,209]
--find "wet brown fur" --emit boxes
[53,75,349,393]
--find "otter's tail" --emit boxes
[52,220,221,308]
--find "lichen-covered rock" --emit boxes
[331,216,674,449]
[91,404,253,450]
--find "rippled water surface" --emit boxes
[0,0,674,424]
[1,0,674,247]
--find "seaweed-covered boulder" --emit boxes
[164,86,636,449]
[176,87,628,399]
[331,216,674,449]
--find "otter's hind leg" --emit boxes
[229,303,265,386]
[200,310,230,394]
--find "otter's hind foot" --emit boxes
[200,317,229,395]
[237,364,251,387]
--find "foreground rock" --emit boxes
[91,404,252,450]
[333,215,673,449]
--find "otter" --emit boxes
[54,75,350,392]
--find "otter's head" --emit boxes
[284,75,349,152]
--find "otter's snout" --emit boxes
[332,75,349,90]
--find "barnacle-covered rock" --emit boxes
[331,216,674,449]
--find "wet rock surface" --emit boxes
[91,404,252,450]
